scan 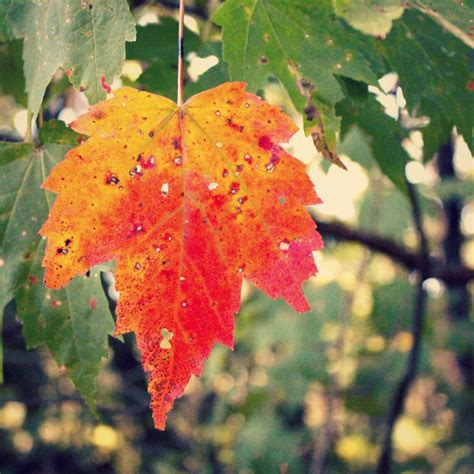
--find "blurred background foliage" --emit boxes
[0,0,473,473]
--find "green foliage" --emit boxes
[333,0,474,46]
[382,10,472,155]
[127,18,201,63]
[186,42,230,96]
[213,0,378,100]
[0,139,114,408]
[126,17,201,99]
[358,187,410,238]
[337,87,409,192]
[0,141,48,311]
[213,0,380,160]
[0,39,25,106]
[16,259,114,411]
[333,0,405,36]
[38,119,81,145]
[214,0,472,169]
[371,279,413,337]
[417,0,474,45]
[1,0,136,115]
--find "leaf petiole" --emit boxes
[176,0,185,107]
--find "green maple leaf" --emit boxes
[1,0,136,115]
[213,0,382,168]
[0,138,114,408]
[333,0,474,47]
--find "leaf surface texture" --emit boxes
[40,83,323,428]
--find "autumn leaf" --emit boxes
[40,82,323,429]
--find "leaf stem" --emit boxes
[176,0,185,107]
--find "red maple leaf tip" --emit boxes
[39,82,324,429]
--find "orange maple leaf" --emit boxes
[40,82,323,429]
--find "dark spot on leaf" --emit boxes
[258,135,272,150]
[132,223,145,235]
[105,173,120,185]
[229,182,240,194]
[129,166,143,177]
[142,156,156,169]
[28,275,39,285]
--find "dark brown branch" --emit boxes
[376,180,430,473]
[376,272,426,473]
[314,218,474,285]
[437,141,474,387]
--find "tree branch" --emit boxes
[314,218,474,285]
[376,272,426,473]
[437,140,474,387]
[376,180,430,473]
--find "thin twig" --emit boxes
[376,180,430,473]
[156,0,208,19]
[406,180,430,270]
[176,0,185,107]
